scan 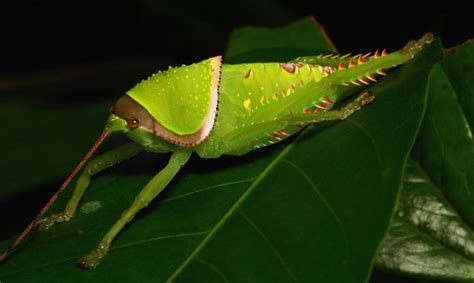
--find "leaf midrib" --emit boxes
[165,130,304,283]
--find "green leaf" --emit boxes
[0,18,441,282]
[225,17,336,63]
[375,41,474,281]
[414,46,474,226]
[0,99,110,199]
[376,159,474,281]
[0,59,163,199]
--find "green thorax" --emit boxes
[126,56,221,136]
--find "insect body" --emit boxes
[0,33,433,268]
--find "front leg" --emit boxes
[78,148,192,269]
[37,143,142,230]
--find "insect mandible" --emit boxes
[0,33,433,268]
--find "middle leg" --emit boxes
[37,143,143,230]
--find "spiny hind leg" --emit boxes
[222,91,374,152]
[77,149,192,269]
[290,52,380,68]
[37,143,142,231]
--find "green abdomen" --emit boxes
[218,62,333,130]
[195,62,337,157]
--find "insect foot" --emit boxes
[402,32,433,59]
[339,91,375,120]
[358,91,375,106]
[77,242,109,269]
[36,213,72,231]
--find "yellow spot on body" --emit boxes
[243,98,252,111]
[195,95,198,100]
[260,96,265,105]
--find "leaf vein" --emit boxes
[195,256,231,283]
[112,231,209,250]
[0,231,210,278]
[345,119,381,166]
[282,159,349,258]
[161,177,256,203]
[238,210,300,283]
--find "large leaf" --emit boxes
[375,41,474,281]
[414,44,474,226]
[0,18,441,282]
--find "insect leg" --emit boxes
[283,91,375,124]
[291,33,433,68]
[77,148,192,269]
[290,53,354,67]
[219,91,374,155]
[37,143,142,230]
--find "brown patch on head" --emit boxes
[111,95,154,131]
[112,56,223,147]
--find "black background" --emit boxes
[1,1,471,76]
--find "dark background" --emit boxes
[0,1,471,76]
[0,1,472,282]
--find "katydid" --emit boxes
[0,33,433,269]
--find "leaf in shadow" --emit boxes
[376,41,474,281]
[414,48,474,227]
[0,57,167,199]
[225,17,336,62]
[376,159,474,281]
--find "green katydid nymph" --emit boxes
[0,33,433,269]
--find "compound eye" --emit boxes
[128,117,140,129]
